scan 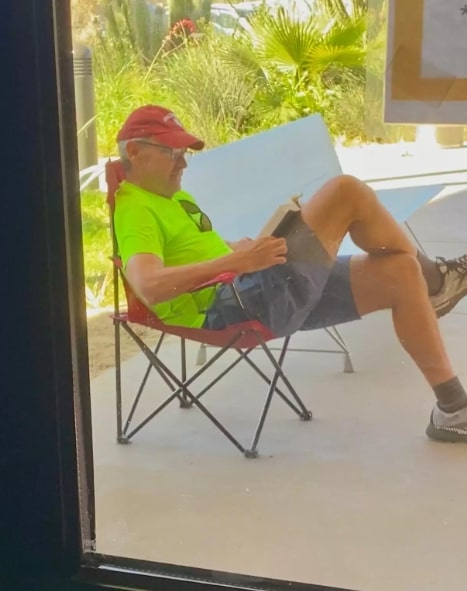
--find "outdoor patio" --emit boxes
[89,145,467,591]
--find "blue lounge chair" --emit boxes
[183,114,444,372]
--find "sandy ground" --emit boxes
[87,310,157,379]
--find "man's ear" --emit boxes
[125,140,140,160]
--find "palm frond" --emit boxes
[215,35,268,85]
[249,9,321,72]
[306,44,367,75]
[322,15,367,48]
[320,0,350,19]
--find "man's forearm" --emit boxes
[139,252,243,306]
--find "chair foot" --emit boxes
[179,398,193,409]
[244,449,259,459]
[344,354,354,374]
[300,410,313,421]
[117,436,131,444]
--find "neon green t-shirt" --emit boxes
[113,181,232,328]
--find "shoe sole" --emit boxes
[426,422,467,442]
[435,285,467,318]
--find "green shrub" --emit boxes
[93,54,166,155]
[156,32,257,147]
[81,189,114,308]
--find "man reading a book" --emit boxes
[114,104,467,443]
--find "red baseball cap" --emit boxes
[116,105,204,150]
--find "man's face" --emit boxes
[126,137,188,198]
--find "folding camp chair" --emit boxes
[106,160,312,458]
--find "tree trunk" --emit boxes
[168,0,194,26]
[193,0,211,22]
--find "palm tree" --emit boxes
[219,5,368,125]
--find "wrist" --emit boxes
[224,251,245,274]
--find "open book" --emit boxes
[257,194,302,238]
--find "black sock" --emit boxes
[433,377,467,412]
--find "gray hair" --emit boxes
[118,140,131,169]
[118,137,151,170]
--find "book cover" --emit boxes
[257,194,302,238]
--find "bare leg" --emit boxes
[295,177,467,437]
[298,175,454,388]
[300,175,417,259]
[349,254,454,387]
[300,175,446,296]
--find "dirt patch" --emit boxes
[86,310,157,379]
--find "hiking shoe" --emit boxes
[426,404,467,442]
[430,255,467,318]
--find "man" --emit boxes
[113,104,467,443]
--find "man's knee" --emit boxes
[325,174,376,216]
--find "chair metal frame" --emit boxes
[195,326,354,373]
[112,261,312,458]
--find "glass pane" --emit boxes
[71,0,467,589]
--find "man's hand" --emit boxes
[231,236,287,274]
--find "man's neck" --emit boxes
[125,174,171,199]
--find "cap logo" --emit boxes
[163,112,183,128]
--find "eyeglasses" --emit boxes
[134,140,193,162]
[178,199,212,232]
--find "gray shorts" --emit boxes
[203,215,360,336]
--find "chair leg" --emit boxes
[179,338,192,408]
[196,343,207,366]
[121,356,157,438]
[237,348,310,418]
[136,351,249,455]
[114,319,130,445]
[343,352,354,374]
[118,327,191,441]
[246,337,312,458]
[325,326,354,373]
[122,327,250,455]
[261,338,312,420]
[405,221,426,255]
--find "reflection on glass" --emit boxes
[73,0,467,589]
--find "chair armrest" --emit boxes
[190,272,237,292]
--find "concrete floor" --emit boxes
[89,146,467,591]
